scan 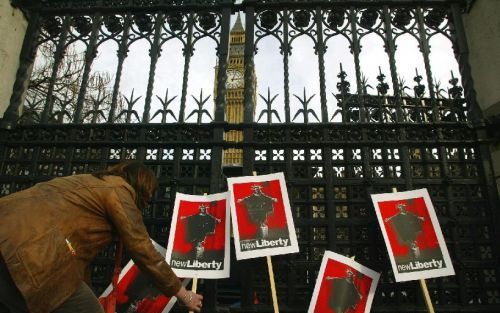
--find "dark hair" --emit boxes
[93,160,158,210]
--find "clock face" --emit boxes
[226,69,243,89]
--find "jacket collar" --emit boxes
[101,175,136,200]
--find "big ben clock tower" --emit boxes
[215,14,256,166]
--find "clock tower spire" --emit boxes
[215,13,256,166]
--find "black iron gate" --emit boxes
[2,0,500,312]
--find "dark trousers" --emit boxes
[0,256,104,313]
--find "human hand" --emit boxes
[177,289,203,312]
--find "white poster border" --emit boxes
[371,188,455,282]
[165,192,230,279]
[227,172,299,260]
[307,251,380,313]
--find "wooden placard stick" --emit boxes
[266,255,279,313]
[419,279,435,313]
[189,275,198,313]
[253,171,279,313]
[188,192,208,313]
[391,187,435,313]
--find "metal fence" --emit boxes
[2,0,499,312]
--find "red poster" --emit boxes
[165,192,230,279]
[99,240,191,313]
[228,172,299,260]
[308,251,380,313]
[371,188,455,281]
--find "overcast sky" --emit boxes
[54,11,460,124]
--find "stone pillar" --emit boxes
[0,1,28,118]
[463,0,500,193]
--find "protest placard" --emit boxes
[308,251,380,313]
[100,240,191,313]
[371,188,454,282]
[227,172,299,260]
[165,192,230,279]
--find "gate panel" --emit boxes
[2,1,500,313]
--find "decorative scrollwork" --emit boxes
[197,12,216,31]
[167,12,184,31]
[392,8,412,29]
[424,8,447,29]
[103,15,124,33]
[133,13,154,33]
[41,16,63,37]
[72,16,92,35]
[359,8,379,29]
[292,10,311,28]
[260,10,278,30]
[327,9,346,29]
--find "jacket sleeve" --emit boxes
[104,185,182,296]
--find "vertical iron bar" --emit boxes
[282,9,291,123]
[417,12,458,302]
[241,4,256,310]
[349,7,366,123]
[242,5,256,172]
[205,7,231,312]
[349,7,376,266]
[415,5,442,158]
[350,7,362,96]
[41,16,70,123]
[214,16,230,123]
[3,12,41,126]
[178,12,194,123]
[381,5,404,136]
[315,7,328,123]
[108,15,131,123]
[313,7,337,258]
[282,8,295,308]
[416,7,436,101]
[382,6,400,98]
[74,14,102,123]
[382,6,412,192]
[142,13,164,123]
[243,12,256,126]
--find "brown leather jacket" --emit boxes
[0,174,181,313]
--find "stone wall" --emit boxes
[463,0,500,192]
[0,1,27,118]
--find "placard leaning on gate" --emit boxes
[370,188,455,282]
[165,192,230,279]
[308,251,380,313]
[227,172,299,260]
[100,240,192,313]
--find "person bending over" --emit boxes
[0,160,202,313]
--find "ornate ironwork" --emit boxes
[1,1,499,313]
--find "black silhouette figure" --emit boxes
[384,202,425,258]
[181,204,221,259]
[325,269,362,313]
[116,270,160,313]
[237,185,277,238]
